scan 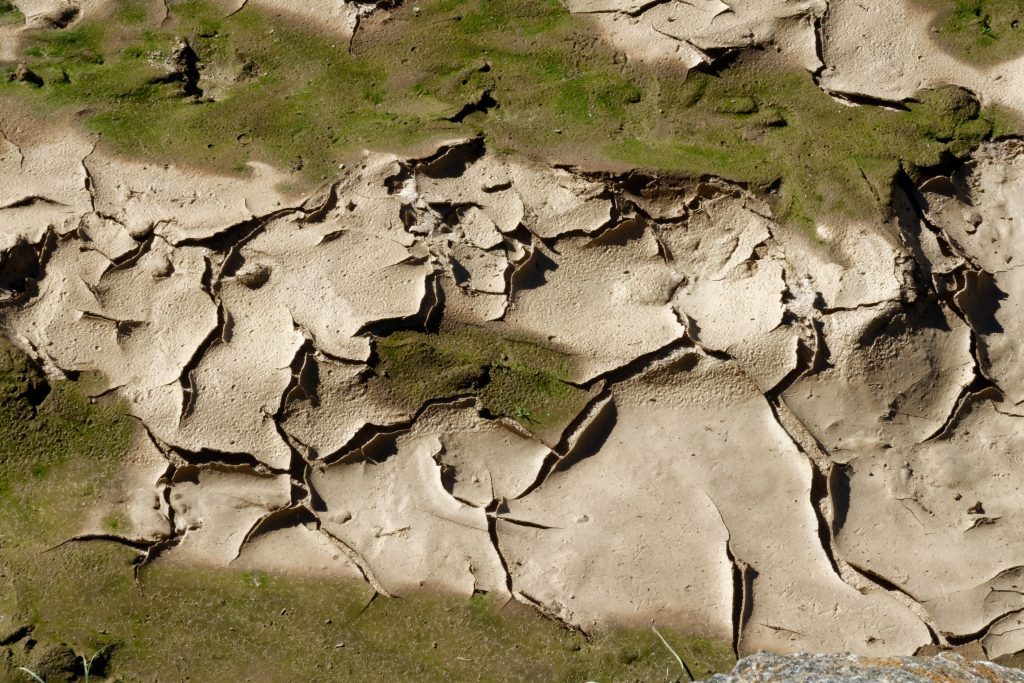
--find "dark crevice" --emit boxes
[445,90,498,123]
[486,498,516,596]
[151,39,204,98]
[824,89,912,111]
[0,625,34,646]
[844,557,924,603]
[235,505,317,559]
[42,5,80,28]
[0,228,57,304]
[623,0,674,16]
[702,492,755,658]
[318,423,407,469]
[489,514,558,530]
[513,590,590,638]
[0,195,64,210]
[318,525,393,597]
[355,268,445,337]
[301,182,339,224]
[810,10,827,82]
[768,400,843,580]
[133,535,185,583]
[577,335,697,392]
[945,607,1024,646]
[514,394,616,500]
[318,396,476,468]
[415,136,486,179]
[177,290,225,425]
[46,533,159,554]
[166,443,285,474]
[107,233,157,273]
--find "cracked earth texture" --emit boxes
[3,0,1024,680]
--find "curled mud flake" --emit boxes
[782,300,975,455]
[280,353,413,459]
[235,521,365,579]
[85,152,297,244]
[820,1,1024,115]
[78,213,139,261]
[411,403,553,506]
[984,610,1024,660]
[76,429,175,544]
[504,230,685,382]
[311,436,509,598]
[502,350,929,652]
[240,218,430,362]
[164,467,293,565]
[568,0,822,73]
[920,141,1024,405]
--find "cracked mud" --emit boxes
[3,0,1024,676]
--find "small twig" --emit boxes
[652,626,695,682]
[18,668,45,683]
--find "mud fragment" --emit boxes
[311,435,509,598]
[500,350,929,653]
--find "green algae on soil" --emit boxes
[913,0,1024,64]
[0,0,1018,231]
[375,325,591,435]
[0,0,22,25]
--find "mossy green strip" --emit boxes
[7,543,735,681]
[1,0,1020,229]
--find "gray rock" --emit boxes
[702,652,1024,683]
[235,262,272,289]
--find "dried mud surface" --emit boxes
[3,0,1024,675]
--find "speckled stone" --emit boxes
[702,652,1024,682]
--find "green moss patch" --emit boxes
[375,326,590,435]
[1,0,1018,228]
[0,341,734,681]
[913,0,1024,64]
[0,0,22,25]
[0,341,132,508]
[611,65,1007,230]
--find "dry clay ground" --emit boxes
[3,0,1024,680]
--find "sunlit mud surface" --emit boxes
[3,0,1024,676]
